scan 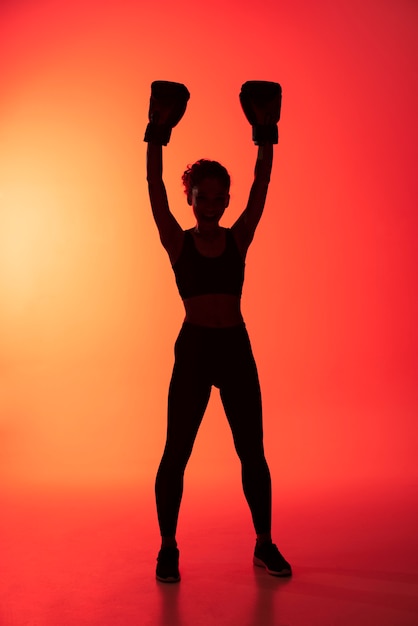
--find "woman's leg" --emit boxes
[155,325,212,539]
[218,328,272,536]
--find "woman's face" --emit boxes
[189,177,230,227]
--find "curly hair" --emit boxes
[182,159,231,195]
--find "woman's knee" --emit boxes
[158,443,192,474]
[235,440,267,466]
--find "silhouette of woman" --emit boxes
[145,81,291,582]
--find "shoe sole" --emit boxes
[156,574,181,583]
[253,556,292,577]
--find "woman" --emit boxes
[145,81,291,582]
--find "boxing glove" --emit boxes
[144,81,190,145]
[240,81,282,145]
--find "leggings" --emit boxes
[155,322,272,537]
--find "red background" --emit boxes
[1,0,417,496]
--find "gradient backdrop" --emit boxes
[1,0,417,498]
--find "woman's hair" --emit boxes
[182,159,231,195]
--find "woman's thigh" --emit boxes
[165,325,212,459]
[218,329,264,456]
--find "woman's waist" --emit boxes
[182,293,244,328]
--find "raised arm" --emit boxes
[147,143,183,262]
[232,81,282,255]
[144,81,190,263]
[232,143,273,250]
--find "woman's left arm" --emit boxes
[232,142,273,251]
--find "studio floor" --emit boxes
[1,483,417,626]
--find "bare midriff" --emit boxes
[183,294,244,328]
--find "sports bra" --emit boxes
[172,228,245,300]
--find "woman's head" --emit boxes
[182,160,231,228]
[181,160,231,228]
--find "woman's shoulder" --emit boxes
[230,223,249,260]
[167,229,186,266]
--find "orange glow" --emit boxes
[1,0,417,495]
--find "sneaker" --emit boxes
[156,546,181,583]
[253,541,292,577]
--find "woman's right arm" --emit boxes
[146,143,183,263]
[144,81,189,263]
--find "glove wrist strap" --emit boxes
[144,123,172,145]
[252,124,278,145]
